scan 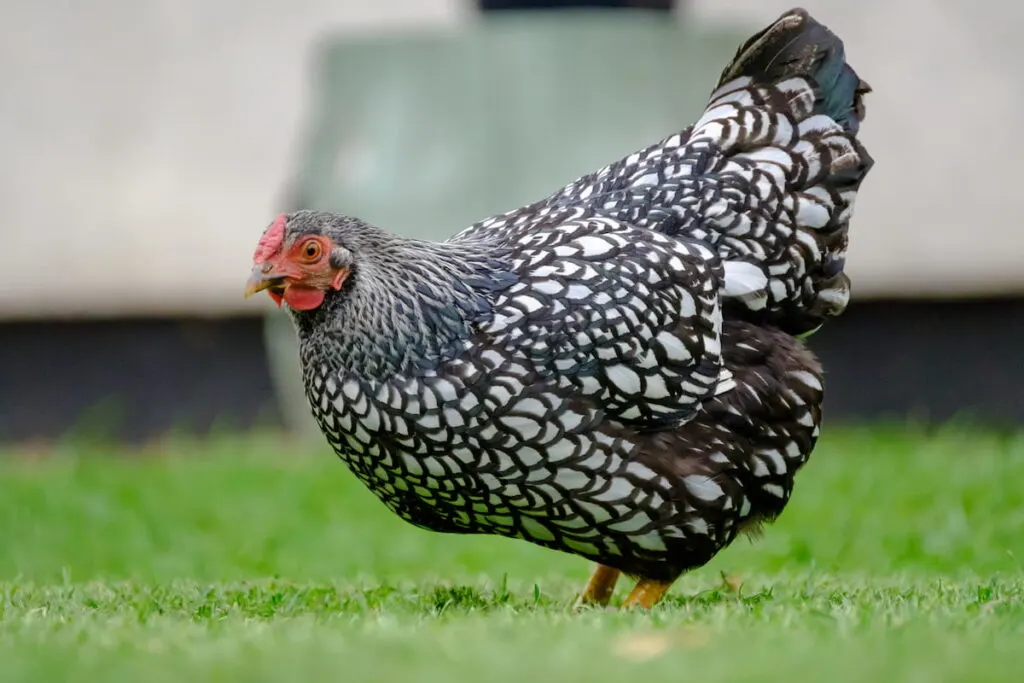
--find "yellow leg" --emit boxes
[573,564,622,609]
[621,577,675,610]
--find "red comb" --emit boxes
[254,214,287,261]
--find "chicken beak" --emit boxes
[244,265,286,299]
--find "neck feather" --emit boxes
[292,236,514,380]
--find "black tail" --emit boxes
[716,8,870,137]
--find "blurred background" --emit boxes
[2,0,1022,443]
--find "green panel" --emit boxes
[290,12,751,241]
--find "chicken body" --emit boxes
[248,7,873,608]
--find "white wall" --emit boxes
[2,0,1021,318]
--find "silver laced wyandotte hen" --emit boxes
[245,7,873,609]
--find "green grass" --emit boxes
[1,424,1023,682]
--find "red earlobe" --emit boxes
[331,267,350,291]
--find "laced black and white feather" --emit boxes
[273,7,872,582]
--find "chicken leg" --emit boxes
[621,577,675,609]
[573,564,622,609]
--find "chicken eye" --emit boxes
[301,240,322,261]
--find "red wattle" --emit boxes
[283,286,326,311]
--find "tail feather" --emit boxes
[715,8,870,135]
[481,8,873,336]
[696,7,874,333]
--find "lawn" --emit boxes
[1,424,1022,682]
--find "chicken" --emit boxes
[244,7,873,609]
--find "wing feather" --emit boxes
[476,210,726,428]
